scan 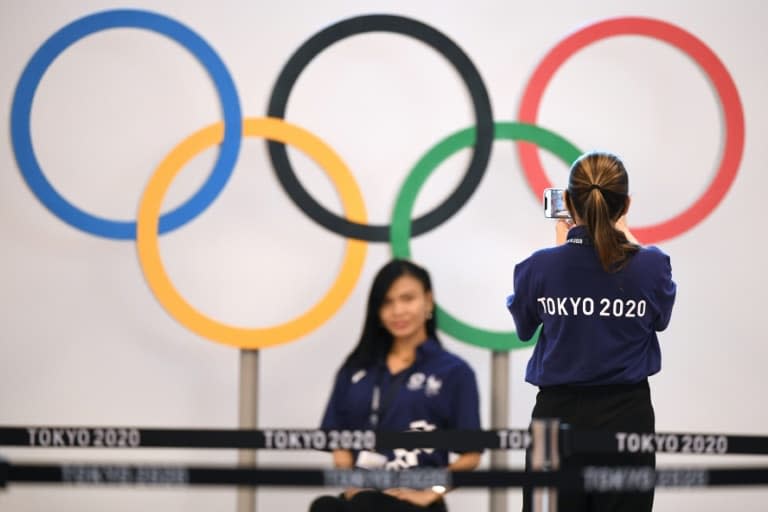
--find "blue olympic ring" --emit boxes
[10,9,242,240]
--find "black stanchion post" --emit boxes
[558,423,573,464]
[0,456,8,489]
[530,418,560,512]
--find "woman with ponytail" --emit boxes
[507,151,677,512]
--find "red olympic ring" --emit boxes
[517,17,745,243]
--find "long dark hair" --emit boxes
[342,259,439,370]
[566,151,639,272]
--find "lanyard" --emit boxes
[369,367,412,428]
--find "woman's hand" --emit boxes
[343,487,363,500]
[383,488,442,506]
[555,219,573,245]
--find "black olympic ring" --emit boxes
[266,14,494,242]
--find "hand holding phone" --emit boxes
[555,219,572,245]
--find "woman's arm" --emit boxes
[331,450,363,500]
[383,451,483,505]
[448,451,482,472]
[332,449,354,469]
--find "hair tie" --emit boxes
[589,184,602,192]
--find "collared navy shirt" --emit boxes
[506,226,676,387]
[320,338,480,469]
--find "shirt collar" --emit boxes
[568,225,589,237]
[566,225,592,245]
[416,337,441,360]
[377,337,440,369]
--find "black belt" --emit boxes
[539,378,649,395]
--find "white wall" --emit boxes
[0,0,766,510]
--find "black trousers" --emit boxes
[309,490,447,512]
[522,380,655,512]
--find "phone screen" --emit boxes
[544,188,570,218]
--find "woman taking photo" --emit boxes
[310,259,482,512]
[507,151,677,512]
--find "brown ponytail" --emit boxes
[566,152,638,272]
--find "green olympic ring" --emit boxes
[390,121,582,350]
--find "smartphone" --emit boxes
[543,188,571,219]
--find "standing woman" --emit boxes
[309,259,482,512]
[507,151,676,512]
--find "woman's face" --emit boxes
[379,274,433,343]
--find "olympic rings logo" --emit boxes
[11,10,744,351]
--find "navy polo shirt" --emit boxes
[320,338,480,469]
[506,226,676,387]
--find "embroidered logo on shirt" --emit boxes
[384,420,436,470]
[351,369,366,384]
[425,375,442,397]
[407,372,426,390]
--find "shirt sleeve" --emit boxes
[449,363,481,431]
[506,258,541,341]
[653,253,676,331]
[319,366,350,430]
[445,362,482,455]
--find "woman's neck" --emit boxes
[387,333,426,373]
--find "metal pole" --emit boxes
[237,349,259,512]
[530,418,560,512]
[490,350,509,512]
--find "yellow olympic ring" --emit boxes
[136,117,368,349]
